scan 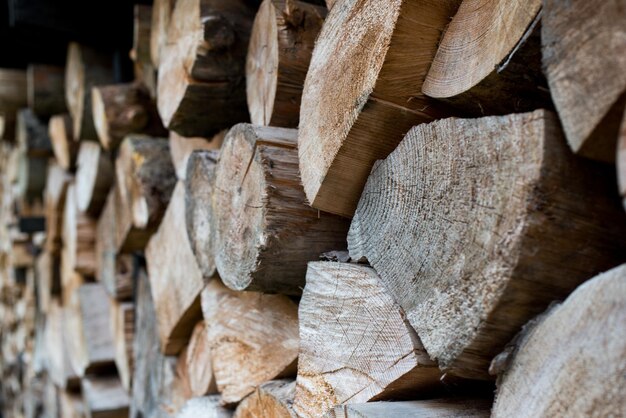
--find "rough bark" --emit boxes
[347,109,626,380]
[61,184,97,281]
[132,5,152,65]
[298,0,460,217]
[16,108,53,202]
[114,136,176,252]
[295,262,441,417]
[27,64,66,118]
[184,321,217,397]
[48,114,78,171]
[96,188,134,300]
[0,69,27,141]
[92,82,166,151]
[150,0,176,68]
[110,300,135,393]
[131,268,185,418]
[81,375,130,418]
[170,130,225,180]
[177,396,232,418]
[184,150,219,280]
[201,279,299,405]
[156,0,255,137]
[492,264,626,417]
[422,0,550,116]
[64,43,115,139]
[75,141,114,216]
[246,0,326,127]
[327,399,492,417]
[234,380,296,418]
[145,181,205,355]
[214,124,349,294]
[542,0,626,162]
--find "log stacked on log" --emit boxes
[0,1,625,417]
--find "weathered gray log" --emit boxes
[294,262,441,417]
[82,375,130,418]
[246,0,326,127]
[348,109,626,380]
[177,396,232,418]
[297,0,460,217]
[214,124,349,295]
[491,264,626,417]
[16,108,53,202]
[542,0,626,162]
[201,279,299,405]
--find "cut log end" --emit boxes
[76,141,113,216]
[234,379,296,418]
[49,114,77,171]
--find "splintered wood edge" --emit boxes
[246,0,279,126]
[423,0,542,98]
[297,0,401,206]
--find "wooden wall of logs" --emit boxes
[0,0,624,417]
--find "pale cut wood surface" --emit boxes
[542,0,626,162]
[75,141,114,216]
[82,375,130,418]
[492,264,626,417]
[27,64,66,118]
[201,279,299,405]
[43,162,71,256]
[177,396,233,418]
[298,0,460,217]
[111,300,135,392]
[150,0,176,68]
[48,114,78,171]
[422,0,548,115]
[156,0,254,137]
[348,109,626,380]
[295,262,441,417]
[64,43,115,139]
[59,390,86,418]
[234,379,296,418]
[327,399,492,417]
[61,184,97,282]
[170,130,225,180]
[146,181,205,355]
[92,82,166,151]
[184,320,217,397]
[184,150,219,280]
[44,299,79,390]
[214,124,349,294]
[246,0,326,128]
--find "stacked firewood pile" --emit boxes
[0,0,624,417]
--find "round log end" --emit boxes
[92,87,112,149]
[49,114,74,171]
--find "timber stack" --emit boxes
[0,0,624,417]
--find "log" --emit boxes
[246,0,326,128]
[48,114,78,171]
[170,130,225,180]
[96,189,134,300]
[110,300,135,392]
[422,0,550,116]
[61,184,97,282]
[132,5,152,65]
[327,399,492,418]
[183,320,217,397]
[156,0,255,137]
[131,267,187,418]
[325,0,335,9]
[65,43,115,139]
[177,396,233,418]
[201,279,299,405]
[214,124,349,294]
[297,0,460,217]
[115,136,176,252]
[491,264,626,417]
[27,64,66,118]
[145,181,204,355]
[0,68,27,141]
[44,299,80,390]
[35,251,54,314]
[75,141,114,216]
[294,262,441,417]
[43,162,71,256]
[92,82,166,151]
[81,375,130,418]
[59,391,86,418]
[347,109,626,380]
[542,0,626,162]
[150,0,176,68]
[16,108,53,202]
[67,283,116,376]
[184,150,219,280]
[234,380,296,418]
